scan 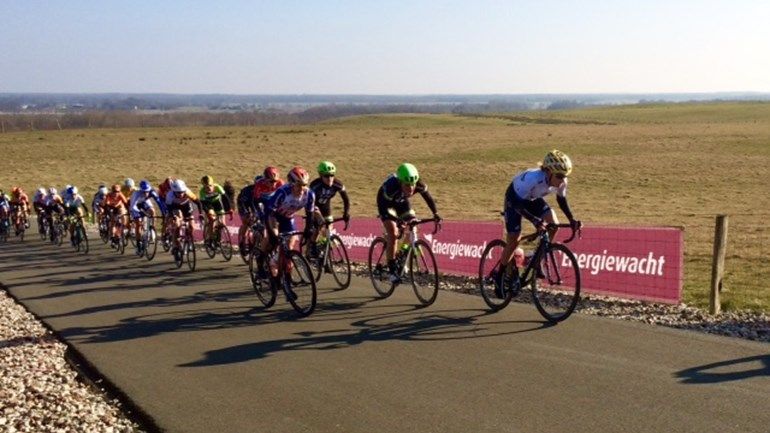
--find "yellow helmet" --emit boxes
[542,149,573,177]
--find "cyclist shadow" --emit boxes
[178,307,553,367]
[675,354,770,384]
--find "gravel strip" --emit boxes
[0,289,145,433]
[351,263,770,343]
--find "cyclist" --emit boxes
[236,174,262,254]
[9,187,31,233]
[199,175,233,247]
[92,185,108,223]
[261,166,316,284]
[164,179,202,251]
[63,186,90,245]
[44,187,65,240]
[495,149,582,293]
[33,187,47,216]
[121,178,136,200]
[129,180,167,249]
[157,177,176,245]
[376,163,441,283]
[0,191,10,234]
[249,166,285,253]
[103,184,129,246]
[308,161,350,256]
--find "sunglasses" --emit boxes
[322,174,334,178]
[554,174,567,180]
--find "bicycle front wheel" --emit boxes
[218,224,233,261]
[285,251,317,317]
[410,239,439,306]
[185,236,196,271]
[144,227,157,261]
[368,237,395,298]
[479,239,515,311]
[78,224,89,254]
[531,243,581,323]
[249,250,276,308]
[328,235,351,290]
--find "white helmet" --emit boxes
[98,186,108,195]
[48,187,57,195]
[37,187,46,196]
[124,178,135,188]
[171,179,187,193]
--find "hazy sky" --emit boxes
[2,0,768,94]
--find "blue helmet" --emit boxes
[139,180,152,192]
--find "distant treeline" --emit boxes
[0,102,586,132]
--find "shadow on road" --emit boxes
[675,354,770,384]
[178,307,553,367]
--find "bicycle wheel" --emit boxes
[368,237,396,298]
[55,224,64,246]
[239,227,254,263]
[218,224,233,261]
[203,224,216,258]
[184,236,196,271]
[77,224,89,254]
[328,235,351,290]
[479,239,515,311]
[117,227,126,254]
[285,251,317,317]
[409,239,439,306]
[145,227,157,261]
[531,243,581,323]
[249,250,276,308]
[99,219,109,243]
[172,242,184,269]
[39,219,47,241]
[128,225,137,248]
[18,224,25,242]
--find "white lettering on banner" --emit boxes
[564,250,666,276]
[339,233,378,248]
[424,234,488,260]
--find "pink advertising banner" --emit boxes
[208,215,683,304]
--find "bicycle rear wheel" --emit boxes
[203,224,216,258]
[145,227,157,261]
[77,224,89,254]
[285,251,317,317]
[328,235,351,290]
[410,239,439,306]
[479,239,515,311]
[531,243,581,323]
[249,249,277,308]
[368,237,395,298]
[218,224,233,261]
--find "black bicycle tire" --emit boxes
[328,235,351,290]
[368,237,396,298]
[79,224,89,254]
[285,250,317,317]
[478,239,514,311]
[145,227,157,261]
[249,249,277,308]
[185,235,196,271]
[410,239,439,306]
[531,242,581,323]
[219,224,233,262]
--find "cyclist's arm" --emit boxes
[556,195,575,223]
[376,187,390,218]
[339,187,350,217]
[418,189,438,216]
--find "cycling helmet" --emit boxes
[542,149,573,177]
[287,166,310,185]
[48,187,58,195]
[317,161,336,176]
[201,175,214,186]
[37,187,46,196]
[98,186,108,195]
[11,186,20,195]
[124,178,135,188]
[263,166,279,181]
[67,186,78,195]
[64,184,72,194]
[139,180,152,192]
[253,175,262,184]
[396,163,419,186]
[171,179,187,193]
[111,184,121,193]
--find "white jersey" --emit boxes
[65,194,86,208]
[512,168,567,201]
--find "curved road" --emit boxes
[1,236,768,432]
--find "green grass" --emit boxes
[1,103,768,312]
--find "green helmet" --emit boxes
[317,160,336,175]
[396,163,419,185]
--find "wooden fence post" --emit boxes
[709,214,728,315]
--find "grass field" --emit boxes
[1,102,768,311]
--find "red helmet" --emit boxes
[263,166,279,181]
[287,166,310,186]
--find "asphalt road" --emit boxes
[1,235,768,433]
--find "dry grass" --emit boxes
[1,103,768,311]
